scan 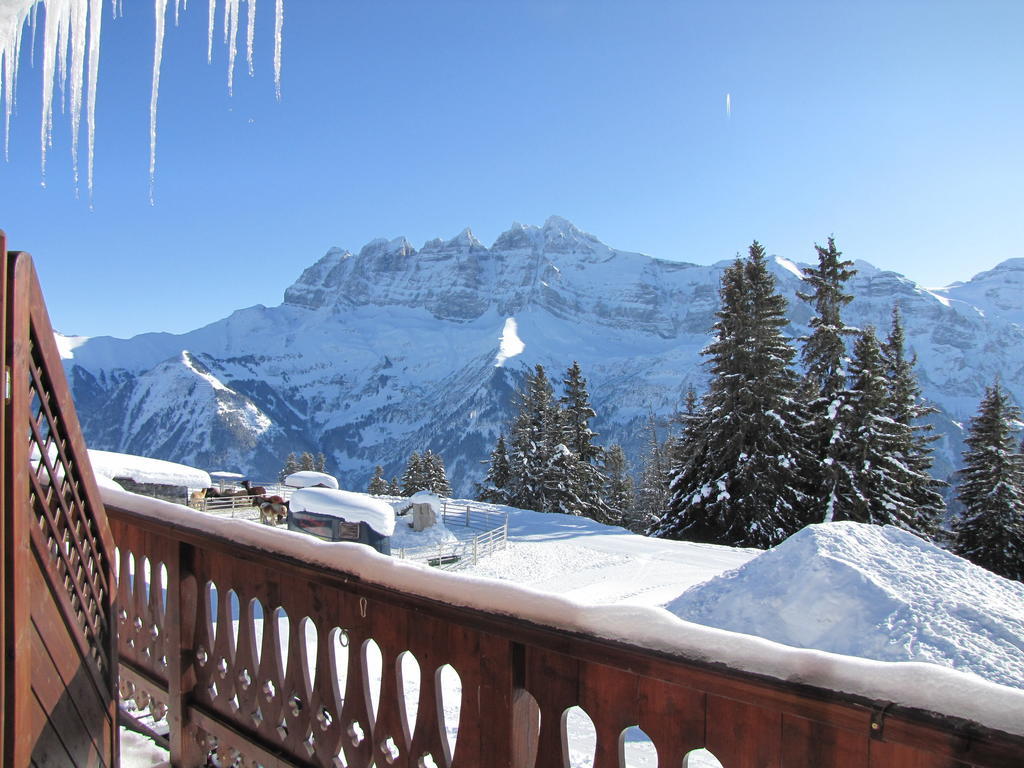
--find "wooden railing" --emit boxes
[2,243,118,766]
[109,496,1024,768]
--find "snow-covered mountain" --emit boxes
[60,217,1024,495]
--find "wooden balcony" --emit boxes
[4,238,1024,767]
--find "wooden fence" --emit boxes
[2,243,119,767]
[110,496,1024,768]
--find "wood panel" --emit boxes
[3,249,118,768]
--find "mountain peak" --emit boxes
[446,226,485,250]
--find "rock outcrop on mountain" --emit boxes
[60,217,1024,496]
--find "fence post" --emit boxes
[168,540,204,766]
[473,537,478,565]
[465,504,470,528]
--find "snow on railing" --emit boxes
[106,487,1024,767]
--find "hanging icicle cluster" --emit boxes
[0,0,284,202]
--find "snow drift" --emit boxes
[668,522,1024,690]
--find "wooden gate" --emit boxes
[1,235,118,767]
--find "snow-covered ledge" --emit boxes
[103,485,1024,742]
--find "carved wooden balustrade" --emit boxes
[109,497,1024,768]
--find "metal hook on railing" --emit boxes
[359,597,367,618]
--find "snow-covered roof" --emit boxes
[209,470,245,479]
[290,488,395,536]
[88,449,211,489]
[284,470,339,489]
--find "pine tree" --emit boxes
[602,444,634,528]
[315,452,327,472]
[387,476,402,495]
[824,328,938,532]
[881,306,946,536]
[798,236,858,521]
[504,365,560,512]
[477,434,511,504]
[953,383,1024,581]
[652,243,809,547]
[367,465,388,495]
[299,451,317,472]
[278,452,301,482]
[559,361,612,523]
[401,452,423,496]
[634,415,673,531]
[423,450,452,496]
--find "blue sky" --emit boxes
[1,0,1022,337]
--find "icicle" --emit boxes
[68,0,88,194]
[206,0,214,62]
[149,0,168,204]
[40,0,64,185]
[86,0,102,199]
[174,0,180,26]
[30,0,37,66]
[225,0,237,95]
[2,7,28,161]
[273,0,281,99]
[245,0,253,77]
[56,0,71,115]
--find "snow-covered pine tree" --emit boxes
[504,364,560,512]
[387,476,402,495]
[825,328,937,532]
[544,443,586,516]
[634,415,674,532]
[602,444,634,528]
[299,451,317,471]
[477,434,511,504]
[423,450,452,496]
[651,243,809,547]
[278,452,301,482]
[315,452,327,472]
[367,465,388,495]
[798,236,858,521]
[953,382,1024,581]
[559,361,613,523]
[882,306,946,535]
[401,452,424,496]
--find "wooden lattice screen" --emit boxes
[1,236,119,767]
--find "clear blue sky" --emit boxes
[1,0,1022,338]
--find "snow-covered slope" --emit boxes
[667,522,1024,690]
[61,217,1024,492]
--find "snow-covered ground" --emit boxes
[115,493,1024,767]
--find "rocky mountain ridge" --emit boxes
[60,217,1024,495]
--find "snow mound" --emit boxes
[668,522,1024,690]
[389,517,459,551]
[88,449,211,489]
[284,470,339,489]
[290,488,395,536]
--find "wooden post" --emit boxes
[3,249,32,768]
[167,541,205,766]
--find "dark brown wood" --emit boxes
[6,249,35,768]
[0,232,7,762]
[3,249,118,768]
